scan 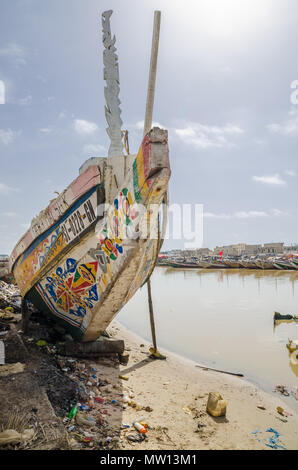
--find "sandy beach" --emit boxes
[107,320,298,450]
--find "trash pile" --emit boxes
[0,281,22,313]
[0,256,9,282]
[58,359,152,449]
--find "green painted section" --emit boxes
[133,159,142,203]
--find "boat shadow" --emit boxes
[120,356,156,375]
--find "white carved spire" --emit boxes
[102,10,124,157]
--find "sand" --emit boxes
[107,320,298,450]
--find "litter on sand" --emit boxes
[252,428,287,450]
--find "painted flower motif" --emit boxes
[45,258,99,317]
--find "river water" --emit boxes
[118,267,298,410]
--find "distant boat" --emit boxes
[164,259,199,269]
[289,258,298,270]
[240,259,258,269]
[197,259,211,268]
[208,258,228,269]
[255,259,275,270]
[222,259,241,269]
[9,11,171,342]
[273,258,294,270]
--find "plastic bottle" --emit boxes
[68,406,78,419]
[133,421,147,434]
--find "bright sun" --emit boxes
[170,0,276,38]
[201,0,273,36]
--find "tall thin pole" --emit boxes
[143,10,161,138]
[143,11,165,359]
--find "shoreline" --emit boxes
[118,316,298,414]
[109,320,298,450]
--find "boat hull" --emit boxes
[11,129,171,341]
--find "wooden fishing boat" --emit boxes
[240,259,258,269]
[164,260,199,269]
[9,11,170,342]
[255,259,275,270]
[289,258,298,270]
[273,258,294,270]
[224,259,241,269]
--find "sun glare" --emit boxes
[169,0,277,38]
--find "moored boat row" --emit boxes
[157,254,298,271]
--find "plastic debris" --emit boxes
[119,375,129,381]
[0,428,35,447]
[183,406,192,415]
[277,406,292,417]
[274,385,290,396]
[126,432,146,442]
[133,421,147,434]
[68,406,78,420]
[206,392,228,417]
[265,428,287,450]
[252,428,287,450]
[0,280,22,312]
[75,412,96,427]
[94,397,105,404]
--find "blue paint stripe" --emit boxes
[20,185,100,263]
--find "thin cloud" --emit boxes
[234,211,268,219]
[204,212,231,219]
[0,43,27,67]
[267,109,298,136]
[134,120,166,130]
[0,183,19,195]
[253,174,286,186]
[175,121,244,149]
[18,95,32,106]
[285,169,296,177]
[40,128,53,134]
[83,143,106,155]
[2,212,18,217]
[271,209,288,217]
[0,80,5,104]
[204,209,286,219]
[0,129,17,145]
[73,119,98,136]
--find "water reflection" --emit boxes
[118,267,298,409]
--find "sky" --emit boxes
[0,0,298,253]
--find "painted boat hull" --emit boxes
[165,261,199,269]
[290,260,298,270]
[10,129,171,341]
[240,261,258,269]
[273,262,294,270]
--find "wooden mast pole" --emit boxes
[144,11,165,359]
[143,10,161,137]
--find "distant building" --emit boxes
[262,243,284,254]
[284,245,298,253]
[196,248,213,256]
[214,244,262,256]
